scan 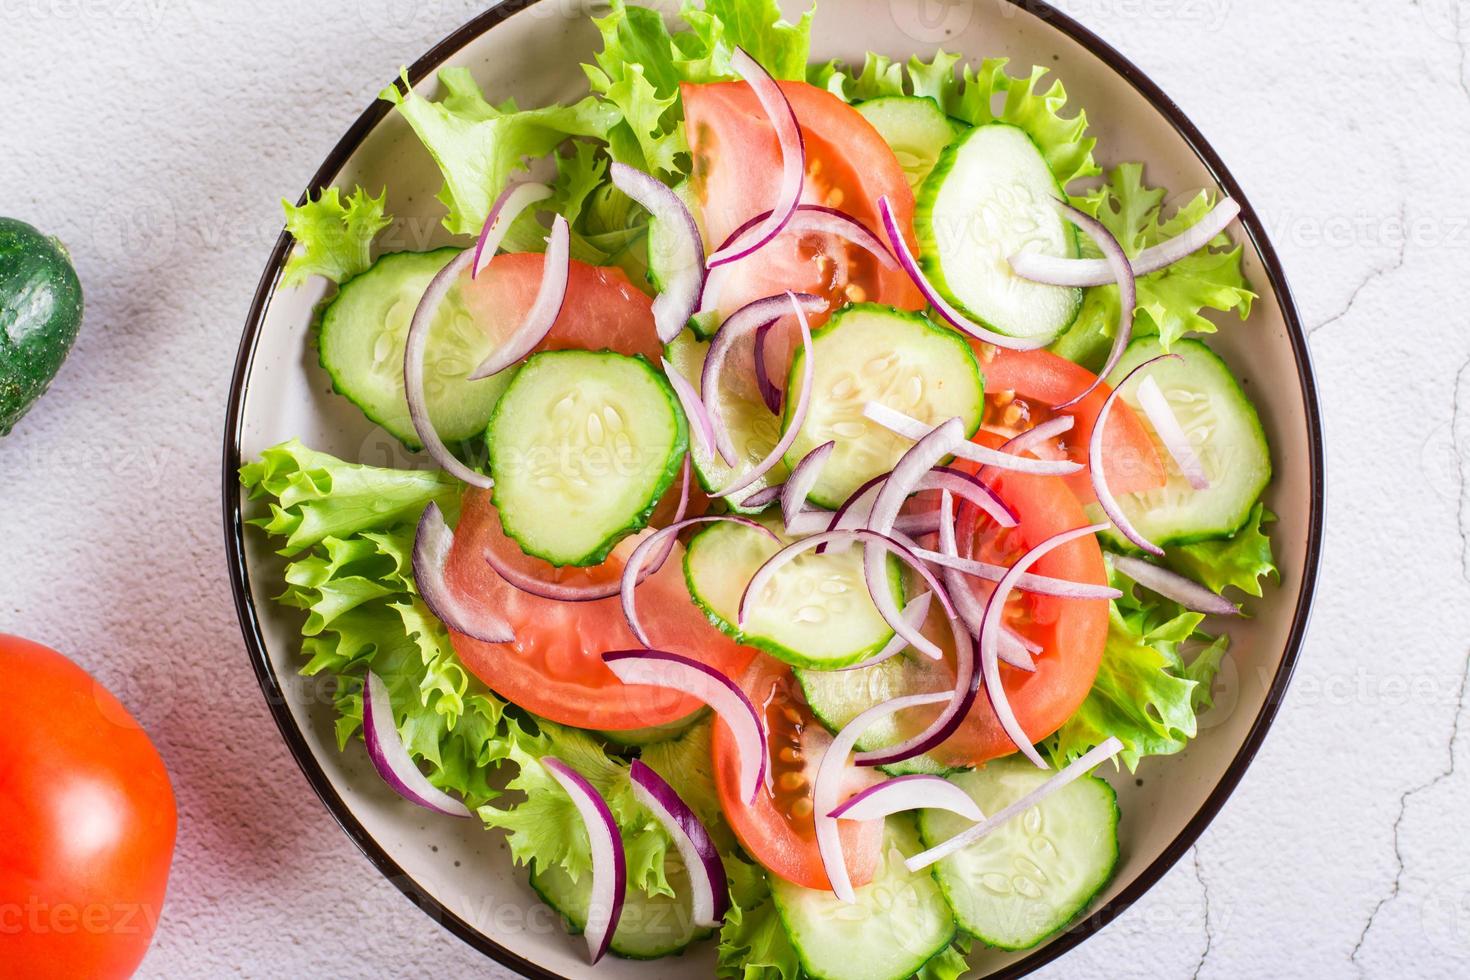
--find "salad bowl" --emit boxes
[224,0,1324,977]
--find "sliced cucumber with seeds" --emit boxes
[919,757,1119,951]
[771,818,956,980]
[781,304,983,508]
[530,858,711,960]
[916,124,1082,341]
[683,515,906,670]
[487,350,687,567]
[647,181,717,339]
[320,248,514,449]
[665,330,788,512]
[1100,337,1272,547]
[856,96,966,190]
[797,655,961,777]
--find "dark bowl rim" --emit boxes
[222,1,1325,977]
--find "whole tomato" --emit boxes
[0,635,177,978]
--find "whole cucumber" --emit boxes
[1,218,84,435]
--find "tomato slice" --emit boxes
[712,655,884,890]
[976,346,1166,501]
[683,80,924,371]
[445,489,756,730]
[901,434,1110,768]
[460,253,664,361]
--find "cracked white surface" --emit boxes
[1,1,1468,977]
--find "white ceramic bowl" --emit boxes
[224,2,1325,977]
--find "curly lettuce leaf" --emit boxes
[916,940,974,980]
[682,0,815,83]
[717,860,803,980]
[1168,503,1278,599]
[1051,163,1256,367]
[240,439,457,555]
[817,51,1098,188]
[641,719,736,853]
[382,67,618,236]
[280,186,392,288]
[1048,571,1229,771]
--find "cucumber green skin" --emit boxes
[782,303,984,510]
[914,123,1082,340]
[918,762,1120,951]
[528,861,711,960]
[598,708,708,748]
[682,521,909,671]
[854,96,967,189]
[318,247,479,451]
[0,218,83,435]
[1104,337,1272,547]
[794,667,966,778]
[487,350,689,567]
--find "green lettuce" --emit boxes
[1168,504,1278,599]
[381,67,618,236]
[682,0,815,83]
[280,186,392,288]
[814,50,1098,188]
[717,861,803,980]
[1051,163,1256,367]
[1048,567,1230,771]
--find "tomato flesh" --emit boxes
[0,635,176,980]
[712,655,884,890]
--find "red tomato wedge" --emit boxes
[460,253,664,362]
[712,655,883,891]
[683,80,924,371]
[902,434,1110,768]
[445,489,757,731]
[976,346,1166,502]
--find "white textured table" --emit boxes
[2,1,1466,977]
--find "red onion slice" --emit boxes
[706,48,805,269]
[1051,204,1135,410]
[1136,375,1209,490]
[662,358,717,462]
[412,502,513,642]
[741,485,783,510]
[701,205,896,314]
[703,292,825,467]
[878,195,1052,351]
[815,691,952,901]
[1110,554,1239,616]
[936,492,1033,672]
[905,737,1124,873]
[914,548,1122,601]
[893,511,942,537]
[620,515,777,647]
[740,528,956,662]
[998,415,1075,460]
[485,458,690,603]
[612,163,706,344]
[752,320,782,414]
[603,651,767,805]
[467,215,571,381]
[404,250,493,488]
[1091,355,1179,556]
[981,522,1111,768]
[1008,199,1242,287]
[829,773,984,823]
[715,293,819,497]
[918,466,1017,529]
[362,670,472,818]
[837,591,934,671]
[541,757,626,963]
[628,761,730,928]
[782,441,835,528]
[472,182,553,279]
[863,402,1082,476]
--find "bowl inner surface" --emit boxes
[229,2,1319,977]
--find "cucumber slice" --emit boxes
[771,818,956,980]
[1101,337,1272,547]
[664,330,788,512]
[781,304,983,508]
[647,180,717,339]
[683,516,907,670]
[530,858,711,960]
[598,709,708,748]
[918,758,1119,950]
[319,248,513,449]
[855,96,966,190]
[915,124,1082,341]
[797,655,960,777]
[487,350,687,567]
